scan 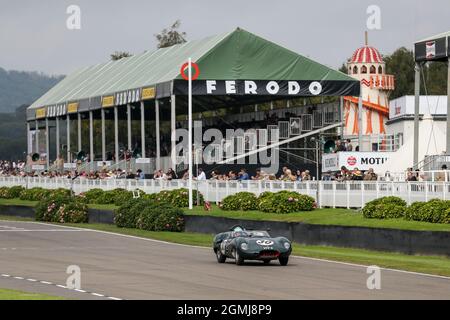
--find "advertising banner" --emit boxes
[322,152,393,172]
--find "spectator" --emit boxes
[136,169,145,180]
[196,168,206,181]
[238,168,249,181]
[363,168,377,181]
[346,139,353,151]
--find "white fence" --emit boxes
[1,177,450,209]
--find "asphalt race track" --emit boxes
[0,220,449,300]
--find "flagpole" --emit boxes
[188,57,193,209]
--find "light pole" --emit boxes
[310,137,320,180]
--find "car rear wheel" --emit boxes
[216,249,226,263]
[234,249,244,265]
[279,256,289,266]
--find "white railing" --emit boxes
[1,177,449,209]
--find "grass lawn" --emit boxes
[0,199,38,207]
[2,198,450,232]
[61,222,450,277]
[185,204,450,232]
[0,288,64,300]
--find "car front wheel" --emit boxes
[216,249,226,263]
[234,249,244,265]
[279,256,289,266]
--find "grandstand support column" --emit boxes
[101,108,106,161]
[55,116,60,159]
[339,96,344,136]
[114,106,119,164]
[413,63,420,167]
[26,122,31,154]
[89,110,94,166]
[127,103,132,151]
[447,57,450,154]
[155,99,161,170]
[171,95,176,169]
[45,118,49,168]
[66,114,70,162]
[35,120,39,154]
[140,101,145,158]
[358,91,363,150]
[77,113,82,152]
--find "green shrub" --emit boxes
[373,203,405,219]
[35,195,88,223]
[142,188,203,208]
[114,198,153,228]
[221,192,259,211]
[47,188,71,199]
[404,202,427,221]
[258,191,315,213]
[112,189,134,206]
[0,186,27,199]
[137,204,184,232]
[153,206,184,232]
[19,187,51,201]
[82,188,105,204]
[405,199,450,224]
[8,186,25,198]
[362,196,407,219]
[0,187,12,199]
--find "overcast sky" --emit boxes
[1,0,449,76]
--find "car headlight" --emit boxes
[283,242,291,250]
[240,243,248,250]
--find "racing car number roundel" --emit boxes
[256,240,274,246]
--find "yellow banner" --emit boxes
[67,102,79,113]
[102,95,115,108]
[35,108,46,119]
[141,87,156,100]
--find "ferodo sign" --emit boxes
[173,79,360,96]
[322,152,392,172]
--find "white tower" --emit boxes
[343,33,395,142]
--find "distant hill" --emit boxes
[0,67,64,113]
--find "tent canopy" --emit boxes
[28,28,359,120]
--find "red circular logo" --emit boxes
[180,62,200,81]
[347,156,357,166]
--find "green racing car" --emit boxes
[213,225,292,266]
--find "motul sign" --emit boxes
[322,152,393,172]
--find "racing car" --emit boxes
[213,225,292,266]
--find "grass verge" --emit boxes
[186,205,450,232]
[2,198,450,232]
[0,288,64,300]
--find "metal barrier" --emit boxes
[1,177,449,209]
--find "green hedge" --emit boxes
[221,192,258,211]
[114,198,153,228]
[94,188,134,206]
[35,195,88,223]
[0,186,25,199]
[142,188,204,208]
[405,199,450,224]
[19,187,51,201]
[81,188,105,204]
[362,196,407,219]
[116,198,184,232]
[258,191,315,214]
[362,197,450,224]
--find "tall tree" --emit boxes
[155,20,187,49]
[384,47,415,99]
[110,51,132,61]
